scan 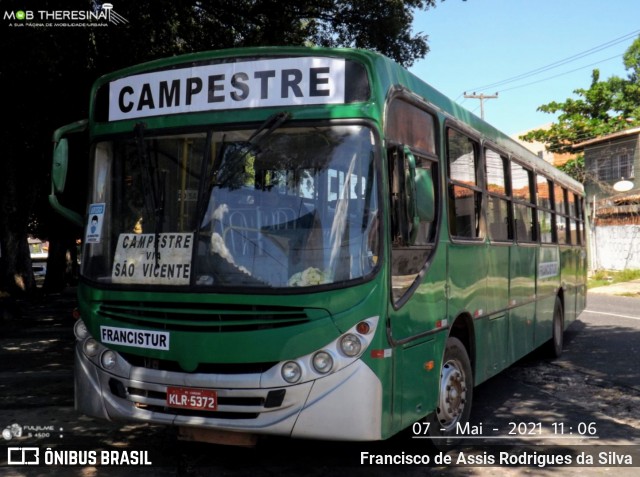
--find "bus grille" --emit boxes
[108,378,285,420]
[118,353,278,375]
[97,301,320,332]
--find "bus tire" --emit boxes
[427,336,473,447]
[544,296,564,359]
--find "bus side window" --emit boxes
[511,161,536,242]
[555,184,569,245]
[484,148,512,242]
[447,129,482,239]
[385,98,439,304]
[536,175,556,244]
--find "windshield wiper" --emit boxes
[248,111,291,147]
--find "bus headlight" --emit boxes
[83,338,100,357]
[74,319,89,340]
[339,333,362,357]
[281,361,302,383]
[101,350,117,370]
[266,316,379,387]
[312,351,334,374]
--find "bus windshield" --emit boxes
[82,123,380,289]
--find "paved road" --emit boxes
[0,290,639,476]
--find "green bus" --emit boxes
[51,46,587,445]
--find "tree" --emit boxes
[556,155,586,183]
[0,0,449,298]
[520,36,640,155]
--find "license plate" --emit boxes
[166,386,218,411]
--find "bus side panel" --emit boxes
[483,243,510,378]
[535,246,561,348]
[447,242,487,382]
[508,245,537,362]
[560,246,578,325]
[486,243,510,313]
[447,242,487,319]
[481,313,508,380]
[576,247,588,315]
[398,339,439,429]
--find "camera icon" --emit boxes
[2,423,23,441]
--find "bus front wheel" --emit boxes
[428,337,473,446]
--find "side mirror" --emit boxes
[52,138,69,194]
[403,146,420,243]
[415,168,435,222]
[403,147,436,246]
[50,119,88,226]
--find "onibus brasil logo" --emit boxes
[4,3,128,25]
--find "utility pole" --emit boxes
[463,92,498,120]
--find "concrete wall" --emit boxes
[590,224,640,270]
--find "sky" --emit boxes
[409,0,640,136]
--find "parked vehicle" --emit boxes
[28,237,48,285]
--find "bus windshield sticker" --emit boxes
[108,57,346,121]
[112,233,194,285]
[85,203,105,244]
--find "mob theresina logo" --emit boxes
[3,2,128,26]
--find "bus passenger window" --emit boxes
[487,196,510,241]
[536,176,556,243]
[511,162,536,243]
[555,185,569,244]
[514,204,535,242]
[539,209,555,243]
[485,149,511,242]
[447,129,482,239]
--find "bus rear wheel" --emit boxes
[428,337,473,446]
[544,296,564,358]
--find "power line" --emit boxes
[498,53,621,94]
[463,28,640,93]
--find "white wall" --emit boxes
[590,225,640,270]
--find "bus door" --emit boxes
[384,99,443,428]
[387,143,444,429]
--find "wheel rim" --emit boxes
[436,358,468,430]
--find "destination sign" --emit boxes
[112,233,193,285]
[108,57,346,121]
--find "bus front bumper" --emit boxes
[75,344,383,441]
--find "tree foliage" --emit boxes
[0,0,447,297]
[87,1,439,73]
[520,36,640,154]
[556,155,586,183]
